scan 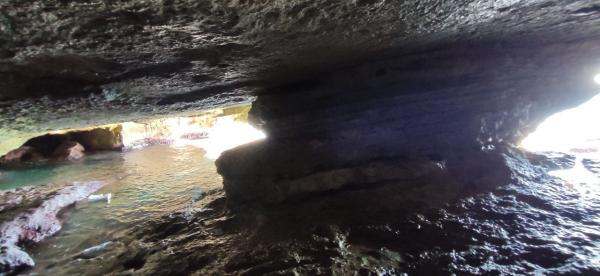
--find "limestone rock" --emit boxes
[1,125,122,166]
[0,146,44,166]
[69,126,123,151]
[1,1,600,135]
[53,141,85,161]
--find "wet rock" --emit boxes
[582,159,600,174]
[53,141,85,161]
[0,54,122,100]
[23,134,70,156]
[525,151,577,171]
[1,125,122,167]
[0,146,44,166]
[100,150,547,275]
[218,137,511,204]
[68,126,123,152]
[216,37,598,205]
[0,1,599,136]
[0,181,106,273]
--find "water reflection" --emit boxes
[25,146,220,275]
[521,94,600,186]
[0,104,264,274]
[121,104,265,158]
[521,94,600,153]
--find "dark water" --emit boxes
[1,146,600,275]
[332,153,600,275]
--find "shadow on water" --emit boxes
[89,147,600,275]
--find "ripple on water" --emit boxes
[3,147,600,274]
[0,145,221,274]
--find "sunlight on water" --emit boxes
[174,116,265,159]
[550,157,600,193]
[521,94,600,153]
[521,91,600,186]
[0,104,266,274]
[121,104,265,159]
[21,146,221,275]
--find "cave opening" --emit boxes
[2,0,600,274]
[521,92,600,186]
[0,104,269,273]
[120,105,265,159]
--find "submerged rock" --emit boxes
[0,181,105,273]
[88,193,112,204]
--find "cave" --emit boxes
[1,0,600,275]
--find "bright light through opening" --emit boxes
[595,74,600,85]
[520,94,600,153]
[521,92,600,186]
[174,117,265,159]
[121,105,266,159]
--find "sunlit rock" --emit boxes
[0,146,44,166]
[0,126,123,167]
[65,126,124,152]
[0,181,105,273]
[53,141,85,161]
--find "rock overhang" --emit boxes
[1,0,600,133]
[2,0,600,205]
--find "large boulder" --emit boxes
[68,126,123,152]
[216,38,600,205]
[23,134,70,156]
[52,141,85,161]
[0,125,122,167]
[0,146,44,166]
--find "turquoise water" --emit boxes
[0,145,221,275]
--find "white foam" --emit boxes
[0,181,105,272]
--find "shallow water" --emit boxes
[0,145,220,275]
[2,146,600,274]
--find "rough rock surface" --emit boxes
[0,181,106,273]
[0,125,122,167]
[0,146,44,166]
[53,141,85,161]
[54,148,600,275]
[1,0,600,134]
[66,126,124,151]
[216,37,600,203]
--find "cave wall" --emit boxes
[217,38,600,204]
[0,0,599,204]
[1,1,600,135]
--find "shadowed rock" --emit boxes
[0,126,123,167]
[216,39,600,205]
[1,0,600,134]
